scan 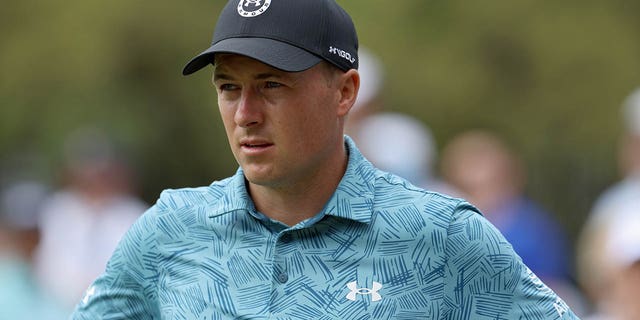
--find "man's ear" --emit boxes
[337,69,360,117]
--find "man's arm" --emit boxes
[442,202,580,319]
[71,206,160,320]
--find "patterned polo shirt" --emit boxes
[72,137,579,319]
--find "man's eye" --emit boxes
[265,81,282,89]
[219,83,238,91]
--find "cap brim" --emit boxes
[182,37,323,75]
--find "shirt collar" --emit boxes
[319,136,376,223]
[208,136,376,224]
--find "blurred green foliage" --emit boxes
[1,0,639,243]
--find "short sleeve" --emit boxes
[70,205,160,320]
[441,202,579,319]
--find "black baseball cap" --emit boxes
[182,0,359,75]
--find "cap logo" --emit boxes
[329,46,356,65]
[237,0,271,17]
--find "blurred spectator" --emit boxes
[344,46,385,138]
[355,112,456,194]
[33,126,148,311]
[577,87,640,318]
[346,48,456,194]
[582,212,640,320]
[604,215,640,320]
[0,180,67,319]
[440,130,580,301]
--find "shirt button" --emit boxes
[277,273,289,284]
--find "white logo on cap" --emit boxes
[329,46,356,64]
[237,0,271,17]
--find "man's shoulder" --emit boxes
[155,176,239,212]
[128,175,248,238]
[374,171,460,201]
[372,172,475,222]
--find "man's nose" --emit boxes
[235,88,263,128]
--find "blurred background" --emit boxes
[1,0,640,318]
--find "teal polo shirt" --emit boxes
[72,137,579,319]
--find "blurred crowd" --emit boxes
[1,48,639,319]
[0,127,147,318]
[348,48,640,320]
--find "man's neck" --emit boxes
[247,148,349,227]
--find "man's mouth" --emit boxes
[244,143,270,148]
[239,139,274,151]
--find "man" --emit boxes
[72,0,579,318]
[34,126,146,310]
[0,181,67,320]
[577,87,640,318]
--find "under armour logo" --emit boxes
[237,0,270,17]
[82,285,96,304]
[243,0,261,7]
[553,298,569,317]
[346,281,382,301]
[328,46,356,64]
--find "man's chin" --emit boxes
[242,167,278,187]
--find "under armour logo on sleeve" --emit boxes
[82,285,96,305]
